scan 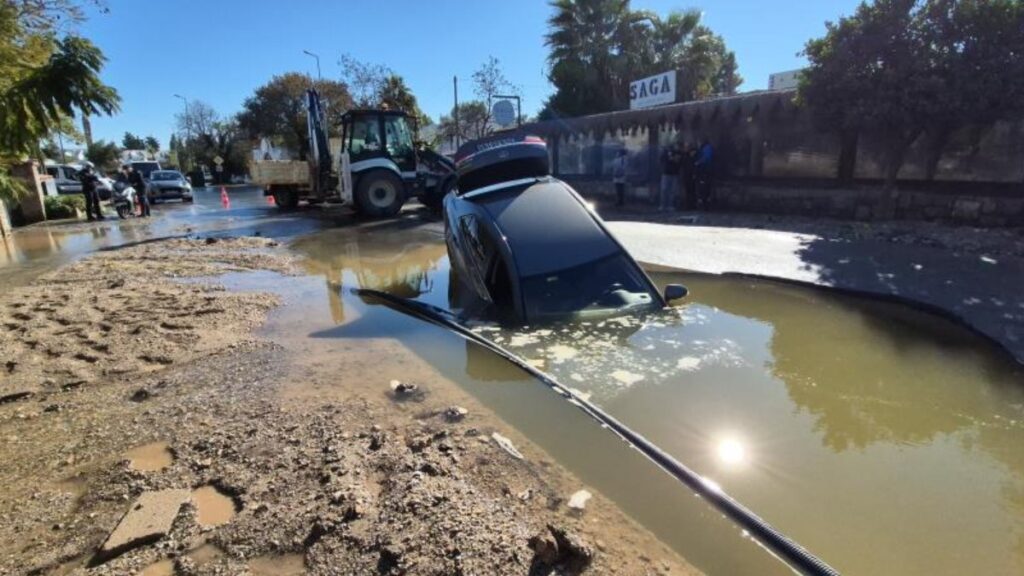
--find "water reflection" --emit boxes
[497,271,1024,576]
[287,226,1024,576]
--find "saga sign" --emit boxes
[629,71,676,110]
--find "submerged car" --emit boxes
[443,132,686,324]
[147,170,193,203]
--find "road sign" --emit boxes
[492,100,516,127]
[215,164,223,172]
[213,156,224,165]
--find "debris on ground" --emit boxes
[97,489,190,562]
[492,432,525,460]
[568,489,592,511]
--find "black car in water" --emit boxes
[443,132,686,324]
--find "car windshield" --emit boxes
[150,171,181,181]
[132,162,160,177]
[519,252,655,320]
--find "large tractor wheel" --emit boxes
[421,177,454,213]
[273,187,299,210]
[355,170,404,218]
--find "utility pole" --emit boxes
[173,94,190,171]
[453,76,460,149]
[303,50,321,81]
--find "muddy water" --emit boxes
[231,224,1024,575]
[191,485,237,527]
[498,272,1024,576]
[124,441,173,471]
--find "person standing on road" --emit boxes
[680,143,697,210]
[659,142,681,212]
[612,149,628,207]
[80,163,103,221]
[695,138,715,210]
[128,166,150,217]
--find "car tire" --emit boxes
[421,177,454,213]
[273,188,299,210]
[183,196,194,203]
[355,170,404,218]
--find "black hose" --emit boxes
[356,288,840,576]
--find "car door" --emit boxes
[56,167,82,194]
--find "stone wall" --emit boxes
[567,178,1024,226]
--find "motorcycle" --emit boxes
[111,181,136,219]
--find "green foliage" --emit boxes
[122,131,144,149]
[0,35,120,155]
[0,3,119,203]
[799,0,1024,188]
[377,74,430,128]
[237,73,353,159]
[44,193,84,219]
[85,139,119,172]
[542,0,741,117]
[144,135,159,153]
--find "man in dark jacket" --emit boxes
[127,166,150,217]
[80,164,103,221]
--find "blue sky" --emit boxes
[78,0,861,148]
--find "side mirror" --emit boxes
[664,283,688,303]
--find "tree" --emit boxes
[0,1,119,201]
[438,101,491,144]
[122,132,144,150]
[85,139,119,172]
[144,135,159,154]
[542,0,741,117]
[339,54,392,108]
[237,73,353,159]
[799,0,1024,189]
[377,74,431,128]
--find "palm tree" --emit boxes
[1,30,120,201]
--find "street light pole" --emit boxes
[173,94,190,171]
[303,50,321,81]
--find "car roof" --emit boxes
[479,179,621,277]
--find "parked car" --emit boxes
[44,164,113,200]
[443,132,686,324]
[146,170,193,203]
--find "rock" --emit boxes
[204,237,219,245]
[567,490,591,511]
[549,524,595,573]
[129,388,151,402]
[389,380,419,395]
[530,525,595,574]
[443,406,468,422]
[491,432,524,460]
[97,489,190,562]
[528,531,559,565]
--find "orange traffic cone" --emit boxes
[220,186,230,209]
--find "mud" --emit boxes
[0,236,699,575]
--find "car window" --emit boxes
[349,115,381,160]
[46,167,58,178]
[519,252,652,320]
[383,115,414,163]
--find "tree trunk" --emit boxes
[836,129,858,184]
[924,126,952,181]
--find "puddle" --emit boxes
[187,542,225,565]
[138,558,174,576]
[124,441,173,471]
[249,553,305,575]
[191,485,237,527]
